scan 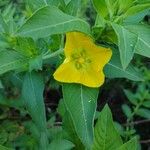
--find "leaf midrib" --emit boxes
[63,87,83,143]
[19,18,84,35]
[80,85,88,144]
[0,59,26,68]
[107,62,141,80]
[138,37,150,48]
[120,26,127,65]
[63,85,89,147]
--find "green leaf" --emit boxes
[124,90,138,105]
[94,14,105,28]
[11,37,38,57]
[137,0,150,4]
[111,23,137,69]
[126,25,150,58]
[0,96,24,110]
[92,0,108,19]
[58,99,84,149]
[48,139,75,150]
[23,121,40,140]
[123,3,150,24]
[118,0,133,14]
[0,145,13,150]
[26,0,47,12]
[64,0,71,5]
[65,0,81,16]
[118,137,137,150]
[92,104,123,150]
[29,55,43,71]
[136,108,150,119]
[122,104,132,118]
[57,99,66,117]
[0,36,9,49]
[22,72,47,130]
[104,51,143,81]
[62,103,85,150]
[0,80,3,88]
[0,128,7,145]
[1,3,15,23]
[92,0,116,19]
[62,84,99,149]
[17,6,90,39]
[0,14,8,33]
[0,50,28,75]
[114,122,124,136]
[22,72,48,149]
[47,0,65,7]
[142,101,150,108]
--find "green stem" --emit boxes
[60,34,65,49]
[125,99,145,141]
[42,48,64,60]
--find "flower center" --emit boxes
[71,49,91,70]
[78,57,85,64]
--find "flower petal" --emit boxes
[54,60,105,87]
[80,68,105,87]
[65,32,93,57]
[53,60,81,83]
[90,47,112,72]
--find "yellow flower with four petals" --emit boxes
[54,32,112,87]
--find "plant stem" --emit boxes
[42,33,65,60]
[42,48,64,60]
[125,99,145,141]
[60,34,65,49]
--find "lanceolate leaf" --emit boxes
[92,0,109,19]
[122,3,150,24]
[65,0,81,16]
[17,6,90,39]
[92,105,123,150]
[111,23,137,69]
[117,137,137,150]
[136,108,150,119]
[126,25,150,58]
[26,0,47,12]
[62,84,99,149]
[48,139,75,150]
[92,0,116,19]
[0,14,8,33]
[22,72,47,130]
[59,99,84,150]
[0,50,28,75]
[22,72,48,149]
[118,0,133,14]
[0,145,13,150]
[63,111,85,150]
[104,51,143,81]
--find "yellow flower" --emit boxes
[53,32,112,87]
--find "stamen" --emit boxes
[78,57,85,64]
[72,48,91,70]
[75,63,82,69]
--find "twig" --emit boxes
[124,119,150,126]
[42,48,64,60]
[45,103,57,107]
[140,139,150,144]
[54,122,62,126]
